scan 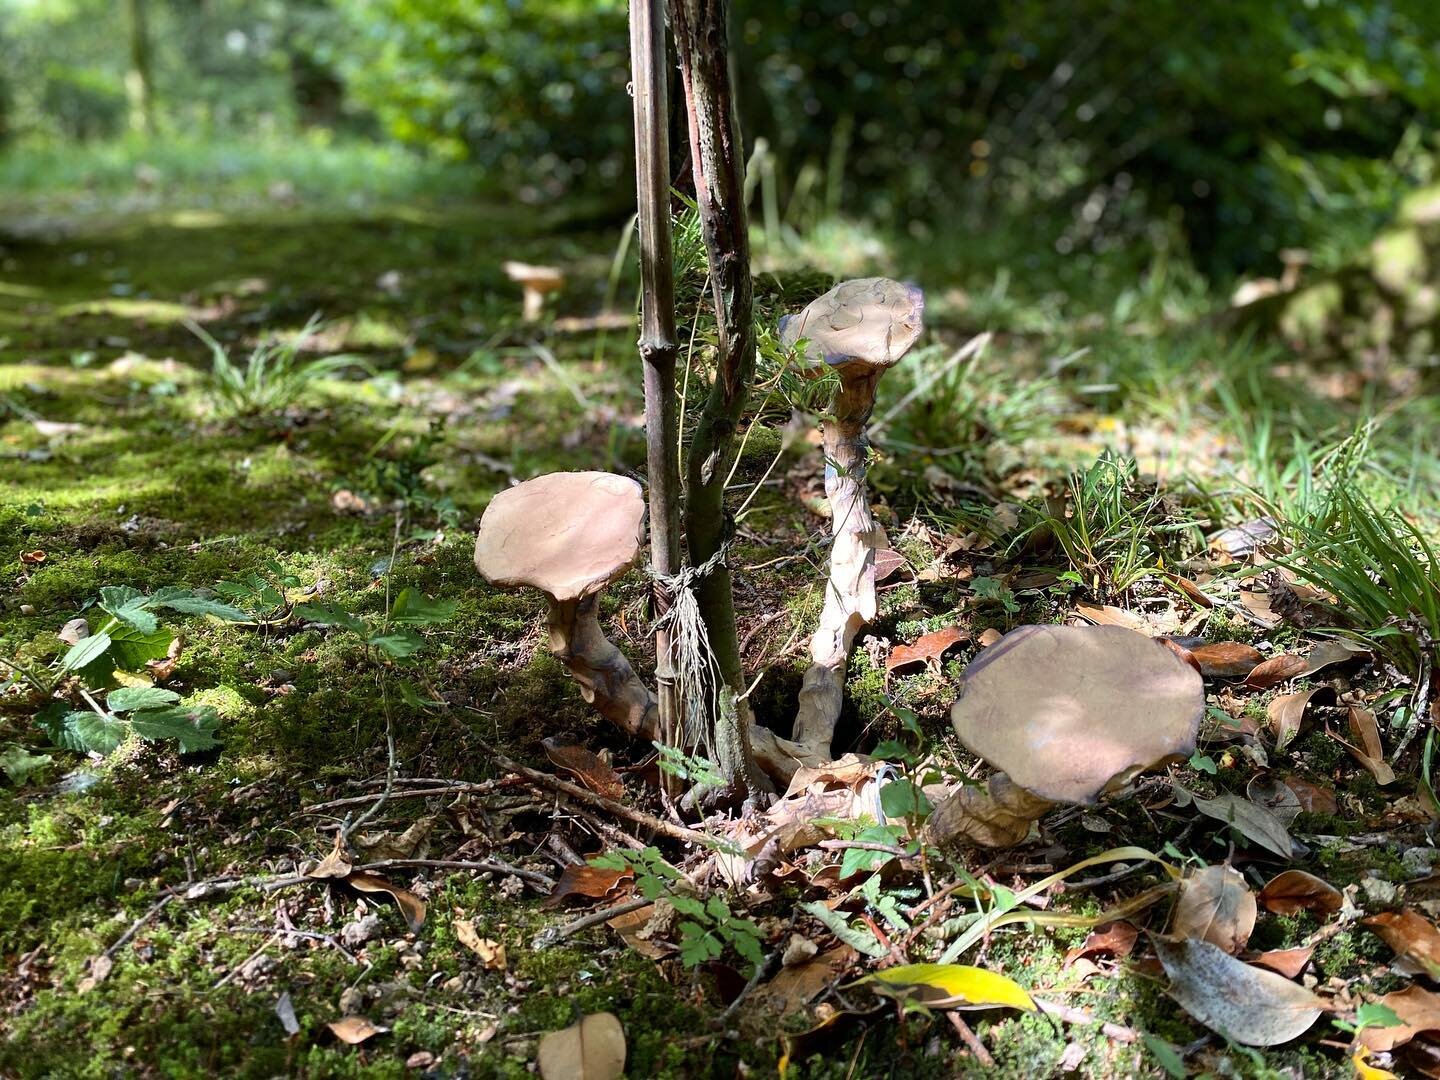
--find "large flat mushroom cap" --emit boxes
[778,277,924,371]
[475,471,645,602]
[950,624,1203,805]
[502,261,565,291]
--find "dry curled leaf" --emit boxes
[1246,653,1308,690]
[346,872,427,932]
[542,739,624,800]
[873,548,910,584]
[1189,642,1263,678]
[1346,706,1395,785]
[1365,909,1440,979]
[1063,921,1139,967]
[1258,870,1343,916]
[606,902,673,960]
[328,1015,388,1045]
[1359,985,1440,1053]
[1302,637,1371,675]
[1248,946,1315,979]
[1073,604,1148,631]
[1281,775,1337,814]
[549,864,632,905]
[1171,865,1256,955]
[454,919,507,970]
[885,626,967,674]
[1177,786,1294,860]
[58,618,90,646]
[537,1012,626,1080]
[1267,686,1335,750]
[754,945,855,1018]
[1155,937,1324,1047]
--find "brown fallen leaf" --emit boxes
[1258,870,1343,916]
[1063,921,1139,967]
[346,872,427,932]
[1347,706,1396,785]
[1281,775,1337,815]
[753,945,855,1017]
[607,902,672,960]
[874,548,911,584]
[1303,637,1371,676]
[885,626,967,674]
[1247,947,1314,979]
[1365,910,1440,978]
[537,1011,626,1080]
[1189,642,1264,679]
[1169,575,1214,609]
[1239,590,1283,629]
[1155,937,1324,1047]
[1171,865,1256,955]
[1246,653,1308,690]
[454,919,507,970]
[977,627,1003,648]
[308,837,353,880]
[1210,518,1278,560]
[1267,686,1336,749]
[76,954,114,993]
[1359,985,1440,1053]
[146,635,184,682]
[58,618,90,646]
[1246,775,1302,826]
[543,739,624,801]
[1073,604,1148,631]
[1158,638,1201,674]
[20,549,46,565]
[328,1015,388,1045]
[549,864,632,905]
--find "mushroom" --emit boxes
[475,471,656,738]
[778,277,925,760]
[926,624,1204,849]
[503,261,566,321]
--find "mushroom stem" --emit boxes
[792,368,886,758]
[925,773,1057,850]
[547,596,658,740]
[521,288,546,322]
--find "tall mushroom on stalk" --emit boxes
[926,624,1204,849]
[779,277,925,760]
[503,262,566,322]
[475,471,657,738]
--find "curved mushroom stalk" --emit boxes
[925,624,1204,849]
[926,773,1055,850]
[547,595,657,740]
[780,278,925,760]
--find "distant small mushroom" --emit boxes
[926,624,1204,849]
[475,471,655,738]
[779,277,925,760]
[503,261,566,321]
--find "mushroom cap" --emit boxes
[475,471,645,602]
[502,261,565,291]
[950,624,1203,806]
[778,277,924,372]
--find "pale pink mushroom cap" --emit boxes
[475,471,645,602]
[950,624,1203,805]
[778,277,925,371]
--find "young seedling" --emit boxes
[926,624,1204,848]
[779,277,925,761]
[474,471,657,739]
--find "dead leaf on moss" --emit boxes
[346,872,427,931]
[58,618,89,645]
[1359,985,1440,1053]
[885,626,967,674]
[308,837,353,880]
[454,919,507,970]
[1346,706,1395,785]
[1189,642,1263,679]
[328,1015,388,1045]
[542,739,624,800]
[1302,637,1371,676]
[1171,865,1256,955]
[1248,947,1315,979]
[1063,921,1139,967]
[537,1011,626,1080]
[549,864,632,905]
[76,954,113,993]
[754,945,855,1017]
[1246,653,1308,690]
[1155,937,1323,1046]
[1281,775,1337,814]
[1258,870,1343,916]
[1365,910,1440,978]
[1267,686,1336,749]
[607,902,673,960]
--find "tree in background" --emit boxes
[121,0,155,135]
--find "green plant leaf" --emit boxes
[98,586,158,633]
[368,630,424,658]
[389,589,457,626]
[1143,1035,1188,1079]
[293,603,367,634]
[0,746,53,785]
[879,778,932,821]
[106,686,181,713]
[129,705,222,752]
[801,901,888,958]
[70,710,129,755]
[61,631,113,672]
[858,963,1037,1011]
[77,624,176,687]
[150,587,250,622]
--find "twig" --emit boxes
[818,840,911,859]
[1033,997,1139,1044]
[212,931,279,991]
[947,1013,997,1068]
[532,897,650,949]
[714,947,781,1029]
[496,754,710,846]
[302,779,510,813]
[356,858,554,892]
[103,895,175,959]
[227,926,358,964]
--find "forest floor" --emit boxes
[3,160,1440,1079]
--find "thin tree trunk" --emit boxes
[628,0,682,760]
[121,0,155,136]
[667,0,764,800]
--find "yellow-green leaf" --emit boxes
[858,963,1036,1011]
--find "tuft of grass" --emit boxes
[186,314,368,420]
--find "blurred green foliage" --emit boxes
[2,0,1439,276]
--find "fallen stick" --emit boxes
[1033,998,1139,1044]
[356,857,554,892]
[532,897,651,950]
[303,779,511,813]
[496,754,710,846]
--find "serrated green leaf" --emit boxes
[106,687,181,713]
[669,895,707,920]
[293,603,367,634]
[389,589,457,626]
[368,630,423,658]
[841,844,894,879]
[61,631,113,672]
[69,710,129,755]
[77,624,175,687]
[99,586,158,633]
[858,963,1036,1011]
[129,705,222,752]
[151,588,250,622]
